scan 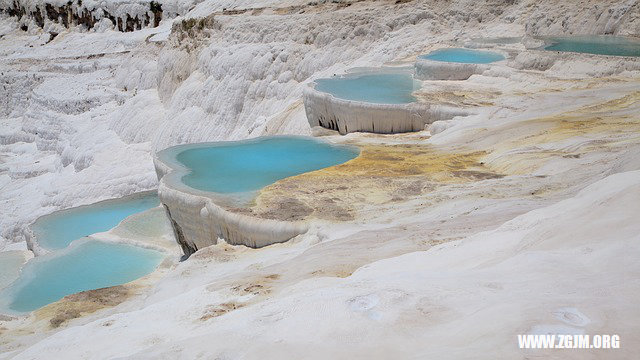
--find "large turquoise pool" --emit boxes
[32,192,159,250]
[170,137,358,194]
[314,72,420,104]
[542,36,640,57]
[0,240,164,312]
[419,48,505,64]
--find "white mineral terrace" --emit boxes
[154,150,309,255]
[303,86,469,134]
[414,57,491,80]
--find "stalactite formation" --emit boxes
[0,0,163,32]
[303,86,471,135]
[153,156,310,257]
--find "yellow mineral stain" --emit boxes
[525,91,640,144]
[321,144,489,180]
[487,91,640,175]
[249,144,501,221]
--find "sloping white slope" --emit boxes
[11,170,640,359]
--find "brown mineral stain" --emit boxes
[200,302,244,321]
[415,89,498,107]
[35,285,136,329]
[310,267,353,278]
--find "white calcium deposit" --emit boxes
[414,58,493,80]
[303,85,470,134]
[1,0,640,358]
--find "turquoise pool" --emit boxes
[420,48,505,64]
[32,192,159,250]
[0,240,164,312]
[542,36,640,57]
[171,137,358,194]
[314,72,420,104]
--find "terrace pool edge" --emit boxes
[303,86,467,134]
[153,136,358,255]
[414,58,488,80]
[414,49,507,80]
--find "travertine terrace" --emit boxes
[1,0,640,358]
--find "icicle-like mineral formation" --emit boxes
[153,148,310,256]
[0,0,164,32]
[303,86,470,134]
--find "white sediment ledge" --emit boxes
[303,86,469,134]
[156,182,309,256]
[414,58,492,80]
[153,139,345,256]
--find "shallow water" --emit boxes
[1,240,164,312]
[420,48,505,64]
[542,36,640,57]
[314,72,420,104]
[32,192,159,250]
[0,251,28,291]
[111,207,173,241]
[173,137,358,194]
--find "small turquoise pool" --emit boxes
[32,192,159,250]
[542,36,640,57]
[0,240,164,312]
[420,48,505,64]
[166,137,358,194]
[314,72,420,104]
